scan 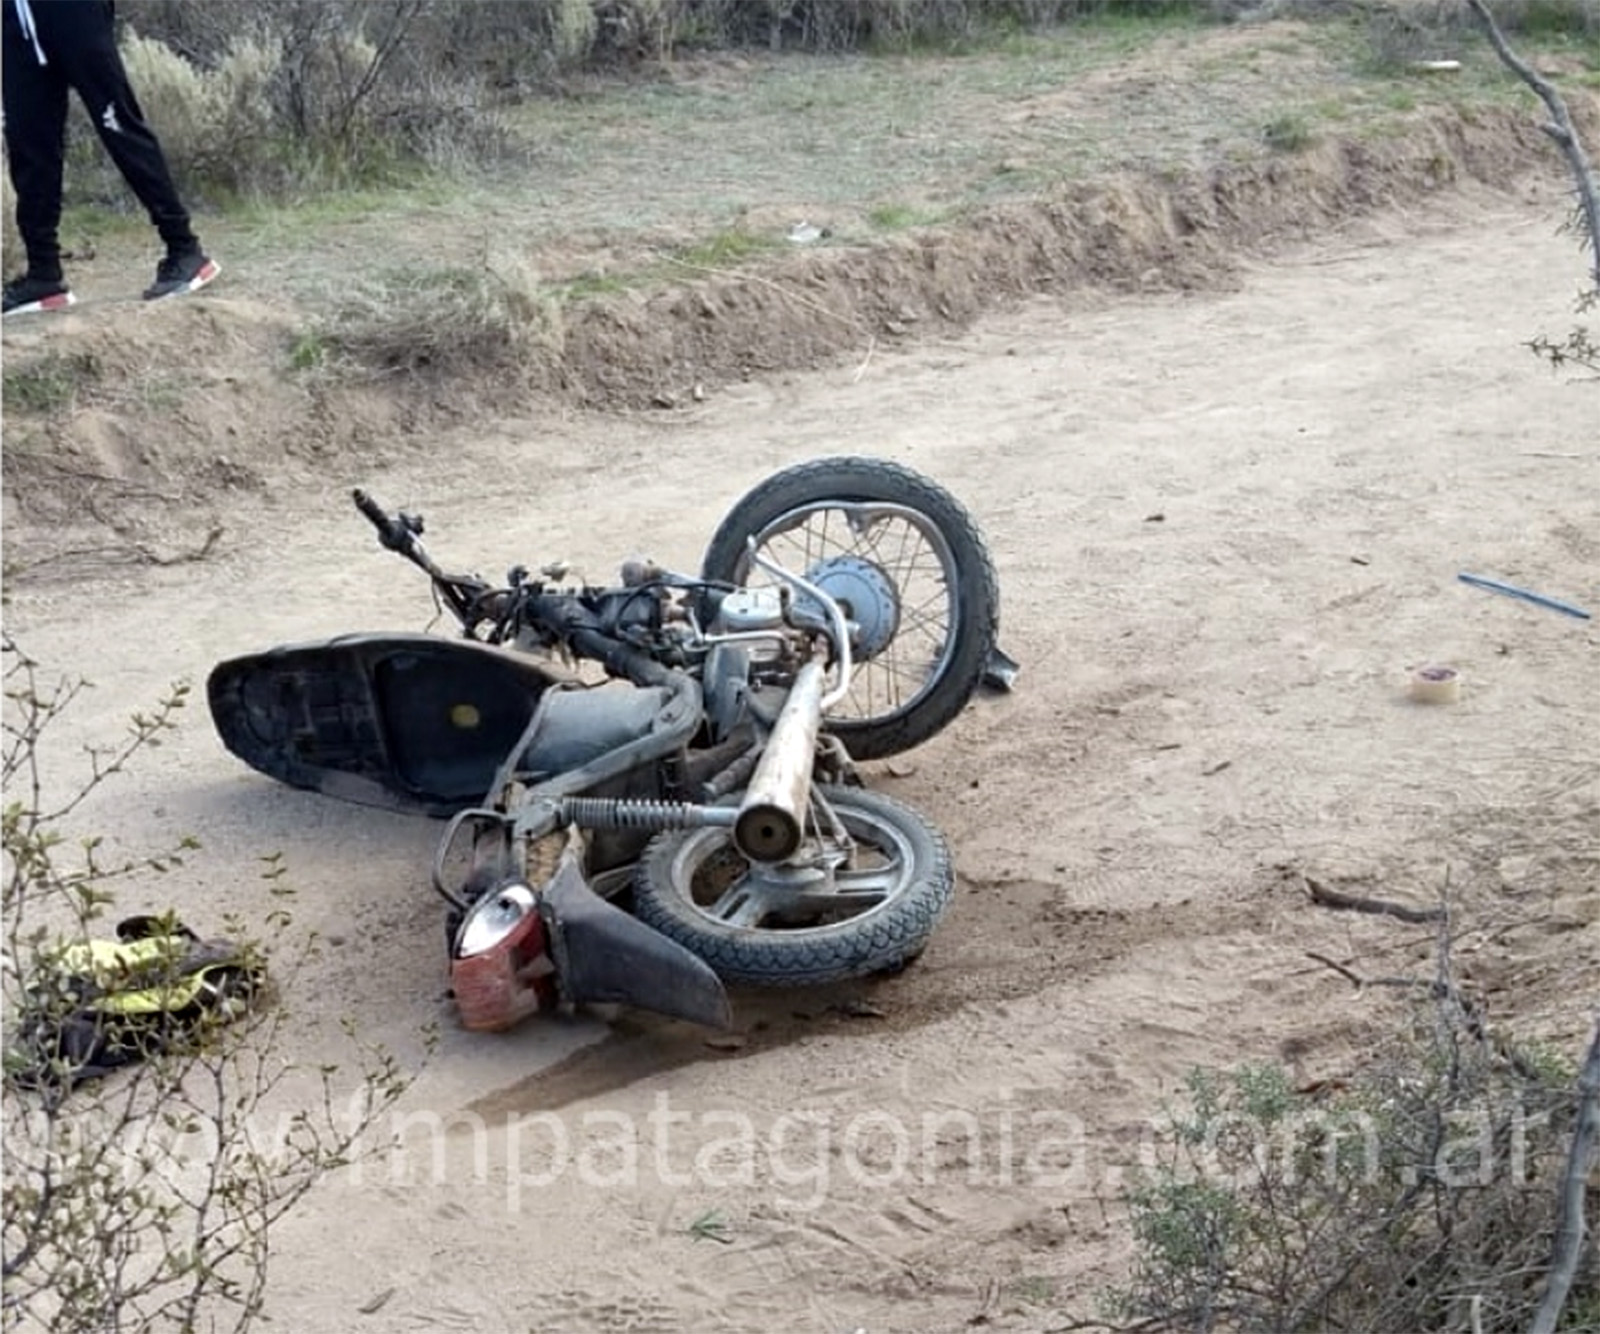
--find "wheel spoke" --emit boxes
[765,515,860,568]
[902,586,954,631]
[830,865,903,899]
[692,842,908,927]
[847,649,937,700]
[704,878,776,927]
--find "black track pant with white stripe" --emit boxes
[3,0,195,279]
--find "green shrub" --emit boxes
[1116,1008,1596,1333]
[1488,0,1600,37]
[1263,110,1314,149]
[119,31,279,194]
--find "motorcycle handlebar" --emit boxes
[351,487,483,628]
[351,488,410,551]
[351,487,387,527]
[347,491,680,681]
[517,591,674,690]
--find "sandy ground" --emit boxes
[5,189,1598,1332]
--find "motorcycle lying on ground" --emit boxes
[208,457,1004,1033]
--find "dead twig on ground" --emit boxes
[1302,873,1445,924]
[135,526,226,566]
[1307,911,1558,1090]
[1304,949,1471,999]
[852,334,877,383]
[1305,950,1365,987]
[4,527,225,579]
[1306,909,1491,1044]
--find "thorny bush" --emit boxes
[1116,977,1598,1333]
[0,635,423,1334]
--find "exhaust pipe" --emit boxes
[734,658,826,862]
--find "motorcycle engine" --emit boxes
[710,587,785,634]
[702,643,752,742]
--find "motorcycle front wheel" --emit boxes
[701,456,1000,761]
[630,787,953,987]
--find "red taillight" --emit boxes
[451,911,556,1032]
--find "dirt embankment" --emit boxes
[561,102,1569,405]
[1,97,1590,575]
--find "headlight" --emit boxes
[456,882,538,958]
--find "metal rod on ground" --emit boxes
[1458,573,1591,620]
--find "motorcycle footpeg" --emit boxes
[541,852,732,1031]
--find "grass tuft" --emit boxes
[1264,110,1315,150]
[321,256,561,380]
[672,229,779,270]
[3,353,100,415]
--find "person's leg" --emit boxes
[2,1,72,282]
[31,0,199,255]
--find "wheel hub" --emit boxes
[801,555,901,659]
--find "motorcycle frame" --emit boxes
[394,517,863,914]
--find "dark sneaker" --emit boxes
[143,250,220,301]
[2,274,75,317]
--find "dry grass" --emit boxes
[14,3,1595,400]
[94,0,1600,213]
[240,12,1589,285]
[317,255,563,383]
[2,174,20,273]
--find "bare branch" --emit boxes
[1305,950,1364,987]
[1529,1015,1600,1334]
[1302,874,1445,924]
[2,643,422,1333]
[1465,0,1600,293]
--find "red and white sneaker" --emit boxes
[143,250,220,301]
[2,275,76,317]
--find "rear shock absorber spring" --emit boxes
[558,797,736,832]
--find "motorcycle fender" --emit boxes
[452,911,558,1032]
[540,853,733,1031]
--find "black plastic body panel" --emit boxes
[208,633,568,817]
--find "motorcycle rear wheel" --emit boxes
[701,456,999,761]
[631,787,953,987]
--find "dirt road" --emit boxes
[5,189,1597,1332]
